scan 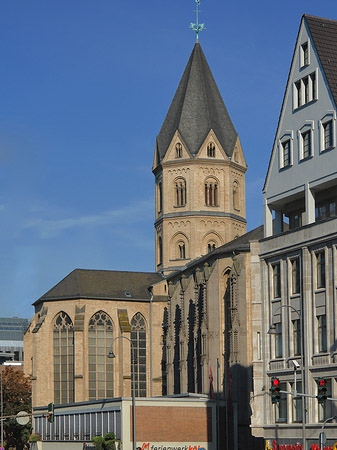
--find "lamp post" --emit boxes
[268,305,306,450]
[108,336,136,450]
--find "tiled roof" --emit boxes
[167,225,264,278]
[156,42,237,162]
[305,14,337,107]
[34,269,164,305]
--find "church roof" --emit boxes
[33,269,164,305]
[156,42,238,161]
[305,14,337,107]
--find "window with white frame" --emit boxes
[320,112,336,152]
[299,124,314,160]
[294,71,317,109]
[300,41,309,67]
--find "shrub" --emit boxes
[92,435,105,450]
[29,433,41,442]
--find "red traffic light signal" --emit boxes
[271,377,281,404]
[317,378,328,404]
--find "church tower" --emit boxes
[153,41,247,274]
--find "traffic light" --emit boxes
[317,378,328,404]
[271,377,281,404]
[47,402,54,423]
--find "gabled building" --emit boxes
[252,15,337,448]
[153,41,247,274]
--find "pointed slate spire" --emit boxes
[156,42,238,162]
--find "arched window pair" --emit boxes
[208,242,216,253]
[175,179,186,206]
[176,143,182,158]
[53,311,147,403]
[207,142,215,157]
[205,180,218,206]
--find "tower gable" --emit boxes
[162,132,192,163]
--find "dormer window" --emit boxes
[300,42,309,67]
[207,142,215,157]
[175,143,182,158]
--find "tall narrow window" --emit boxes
[311,72,316,100]
[233,181,239,210]
[303,76,309,104]
[301,42,309,67]
[318,314,327,353]
[282,140,291,168]
[175,143,182,158]
[316,251,325,289]
[205,180,218,206]
[88,311,114,400]
[53,312,74,404]
[323,120,333,150]
[295,81,302,108]
[207,142,215,157]
[158,182,163,212]
[272,263,281,299]
[131,313,147,397]
[302,130,312,159]
[175,179,186,206]
[293,319,301,356]
[276,382,287,422]
[178,242,186,259]
[158,236,163,265]
[291,258,300,295]
[275,322,283,358]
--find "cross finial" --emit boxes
[189,0,206,40]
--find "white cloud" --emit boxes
[23,199,153,239]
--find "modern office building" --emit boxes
[251,15,337,448]
[0,316,30,364]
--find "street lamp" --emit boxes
[268,305,306,450]
[108,336,136,450]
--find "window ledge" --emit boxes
[320,146,335,154]
[293,98,317,112]
[314,288,326,294]
[174,205,186,208]
[299,155,313,163]
[279,164,292,172]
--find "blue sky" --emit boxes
[1,0,337,318]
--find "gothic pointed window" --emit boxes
[205,179,218,206]
[175,143,182,158]
[175,178,186,206]
[158,181,163,212]
[88,311,114,400]
[131,313,147,397]
[207,142,215,157]
[53,311,74,404]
